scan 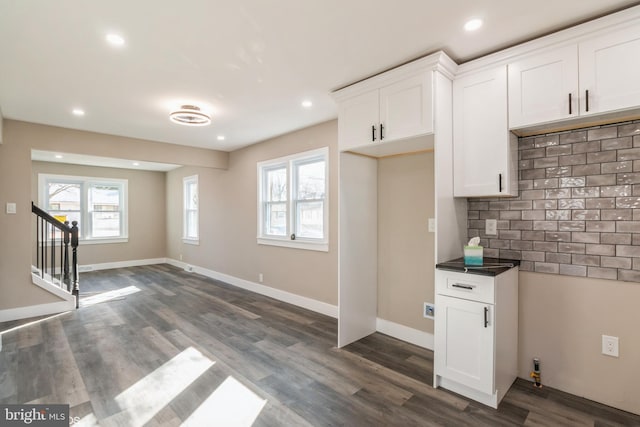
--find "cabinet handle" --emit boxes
[569,93,572,115]
[380,123,385,140]
[484,307,489,328]
[499,173,503,193]
[372,125,376,142]
[585,90,589,112]
[451,283,474,290]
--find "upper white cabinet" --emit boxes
[509,22,640,129]
[453,66,517,197]
[333,55,447,156]
[579,24,640,116]
[508,45,579,128]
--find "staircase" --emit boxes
[32,202,79,308]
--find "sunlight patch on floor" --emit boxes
[181,376,267,427]
[80,285,141,307]
[83,346,214,426]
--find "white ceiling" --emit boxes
[1,1,637,152]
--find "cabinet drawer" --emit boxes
[436,269,495,304]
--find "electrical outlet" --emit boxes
[428,218,436,233]
[179,254,183,261]
[259,273,264,283]
[602,335,619,357]
[423,302,435,319]
[486,219,497,235]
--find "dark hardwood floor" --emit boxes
[1,264,638,426]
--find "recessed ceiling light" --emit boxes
[217,135,225,141]
[106,33,125,46]
[55,155,63,159]
[169,105,211,126]
[133,162,140,166]
[301,100,313,108]
[72,109,85,116]
[464,18,483,32]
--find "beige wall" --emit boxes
[519,271,640,414]
[31,161,166,265]
[166,120,339,305]
[377,151,435,333]
[0,120,227,310]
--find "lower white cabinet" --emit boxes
[434,266,519,408]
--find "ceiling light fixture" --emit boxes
[301,100,313,108]
[464,18,483,32]
[106,33,125,46]
[133,162,140,166]
[72,109,85,116]
[55,155,63,159]
[169,105,211,126]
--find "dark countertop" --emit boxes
[436,257,520,276]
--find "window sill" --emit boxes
[183,238,200,245]
[80,237,128,245]
[257,237,328,252]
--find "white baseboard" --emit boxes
[376,317,434,350]
[31,272,75,302]
[79,258,166,272]
[0,300,75,323]
[165,258,339,318]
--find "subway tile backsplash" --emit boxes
[468,120,640,282]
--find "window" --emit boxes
[39,174,128,243]
[257,147,328,251]
[183,175,199,244]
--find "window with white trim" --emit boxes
[39,174,128,243]
[183,175,199,244]
[257,147,328,251]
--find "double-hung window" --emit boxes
[183,175,199,244]
[257,147,328,251]
[39,174,128,243]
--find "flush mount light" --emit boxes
[301,100,313,108]
[216,135,225,141]
[133,162,140,166]
[169,105,211,126]
[55,154,63,159]
[464,18,483,32]
[106,33,125,46]
[72,108,85,116]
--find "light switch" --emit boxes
[486,219,497,235]
[428,218,436,233]
[6,203,16,214]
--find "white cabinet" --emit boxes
[509,23,640,128]
[434,267,519,409]
[453,66,517,197]
[335,69,434,155]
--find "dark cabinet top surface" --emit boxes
[436,257,520,277]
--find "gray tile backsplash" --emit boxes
[467,120,640,282]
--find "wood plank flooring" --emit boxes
[1,264,639,426]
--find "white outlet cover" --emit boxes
[428,218,436,233]
[602,335,619,357]
[6,202,16,214]
[486,219,497,235]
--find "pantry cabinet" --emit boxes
[509,23,640,129]
[453,65,518,197]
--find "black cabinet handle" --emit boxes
[585,90,589,112]
[499,173,503,193]
[380,123,385,140]
[372,125,376,141]
[484,307,489,328]
[569,93,572,115]
[452,283,474,290]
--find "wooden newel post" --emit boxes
[63,221,71,292]
[71,221,79,308]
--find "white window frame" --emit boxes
[38,173,128,245]
[257,147,328,252]
[183,175,199,245]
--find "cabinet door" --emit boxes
[454,66,515,197]
[435,295,494,394]
[379,72,433,141]
[508,45,579,128]
[337,90,380,152]
[579,24,640,116]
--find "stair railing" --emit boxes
[32,202,79,308]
